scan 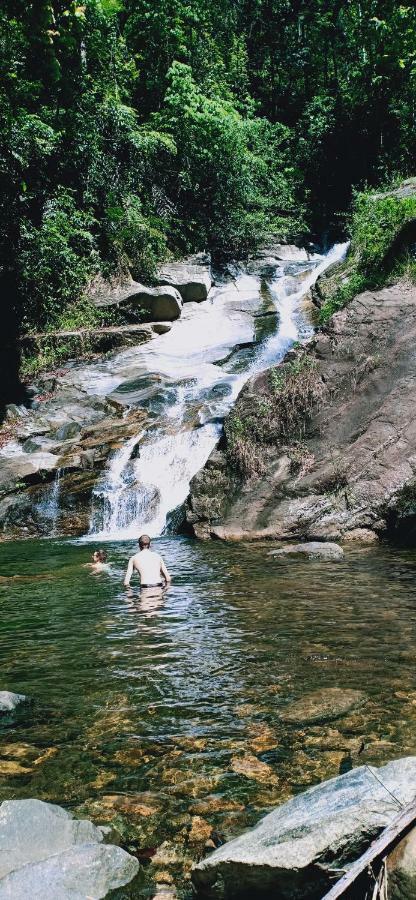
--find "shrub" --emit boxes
[225,354,324,479]
[19,190,98,331]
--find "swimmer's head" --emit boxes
[138,534,151,550]
[92,549,107,563]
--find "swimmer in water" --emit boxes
[86,549,109,573]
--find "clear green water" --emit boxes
[2,537,416,896]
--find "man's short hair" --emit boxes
[138,534,151,550]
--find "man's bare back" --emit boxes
[124,535,171,588]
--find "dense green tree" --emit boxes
[1,0,416,408]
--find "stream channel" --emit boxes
[3,246,416,897]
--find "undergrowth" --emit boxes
[320,186,416,323]
[225,355,324,479]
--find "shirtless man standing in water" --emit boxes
[123,535,171,589]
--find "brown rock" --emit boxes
[189,796,244,816]
[247,723,279,753]
[231,753,279,784]
[0,760,32,775]
[188,816,213,845]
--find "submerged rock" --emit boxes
[230,753,279,784]
[192,757,416,899]
[0,799,139,898]
[0,691,27,714]
[269,541,344,561]
[281,687,366,725]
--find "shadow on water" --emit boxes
[2,536,416,894]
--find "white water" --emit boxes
[35,467,61,535]
[84,244,348,540]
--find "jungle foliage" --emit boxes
[2,1,416,400]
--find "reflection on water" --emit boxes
[1,536,416,896]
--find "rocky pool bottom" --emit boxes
[2,536,416,897]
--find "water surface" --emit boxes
[1,537,416,895]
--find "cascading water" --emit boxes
[35,468,62,536]
[85,243,348,540]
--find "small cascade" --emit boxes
[36,468,62,535]
[87,243,349,540]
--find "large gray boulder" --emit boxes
[156,253,212,302]
[92,279,182,321]
[193,757,416,899]
[0,799,139,899]
[115,283,182,321]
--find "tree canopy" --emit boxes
[1,1,416,401]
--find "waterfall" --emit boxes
[86,243,349,541]
[36,468,62,535]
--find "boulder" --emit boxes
[116,283,182,321]
[156,253,212,302]
[0,799,139,898]
[192,757,416,900]
[269,542,344,561]
[92,279,182,321]
[0,692,27,714]
[280,687,366,725]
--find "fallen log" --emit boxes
[322,796,416,898]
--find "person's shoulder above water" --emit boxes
[85,549,110,573]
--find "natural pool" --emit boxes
[2,536,416,896]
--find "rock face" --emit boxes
[280,687,366,724]
[0,691,27,713]
[0,799,140,899]
[192,757,416,900]
[187,280,416,542]
[269,541,344,561]
[156,253,212,302]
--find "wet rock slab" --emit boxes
[280,687,366,725]
[193,757,416,899]
[0,798,139,899]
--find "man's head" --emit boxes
[138,534,151,550]
[93,549,107,563]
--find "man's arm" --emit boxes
[124,557,135,587]
[160,557,171,584]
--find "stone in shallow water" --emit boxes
[269,541,344,561]
[231,753,279,784]
[281,687,366,725]
[0,691,27,714]
[0,798,139,898]
[192,757,416,900]
[0,760,32,776]
[188,816,213,845]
